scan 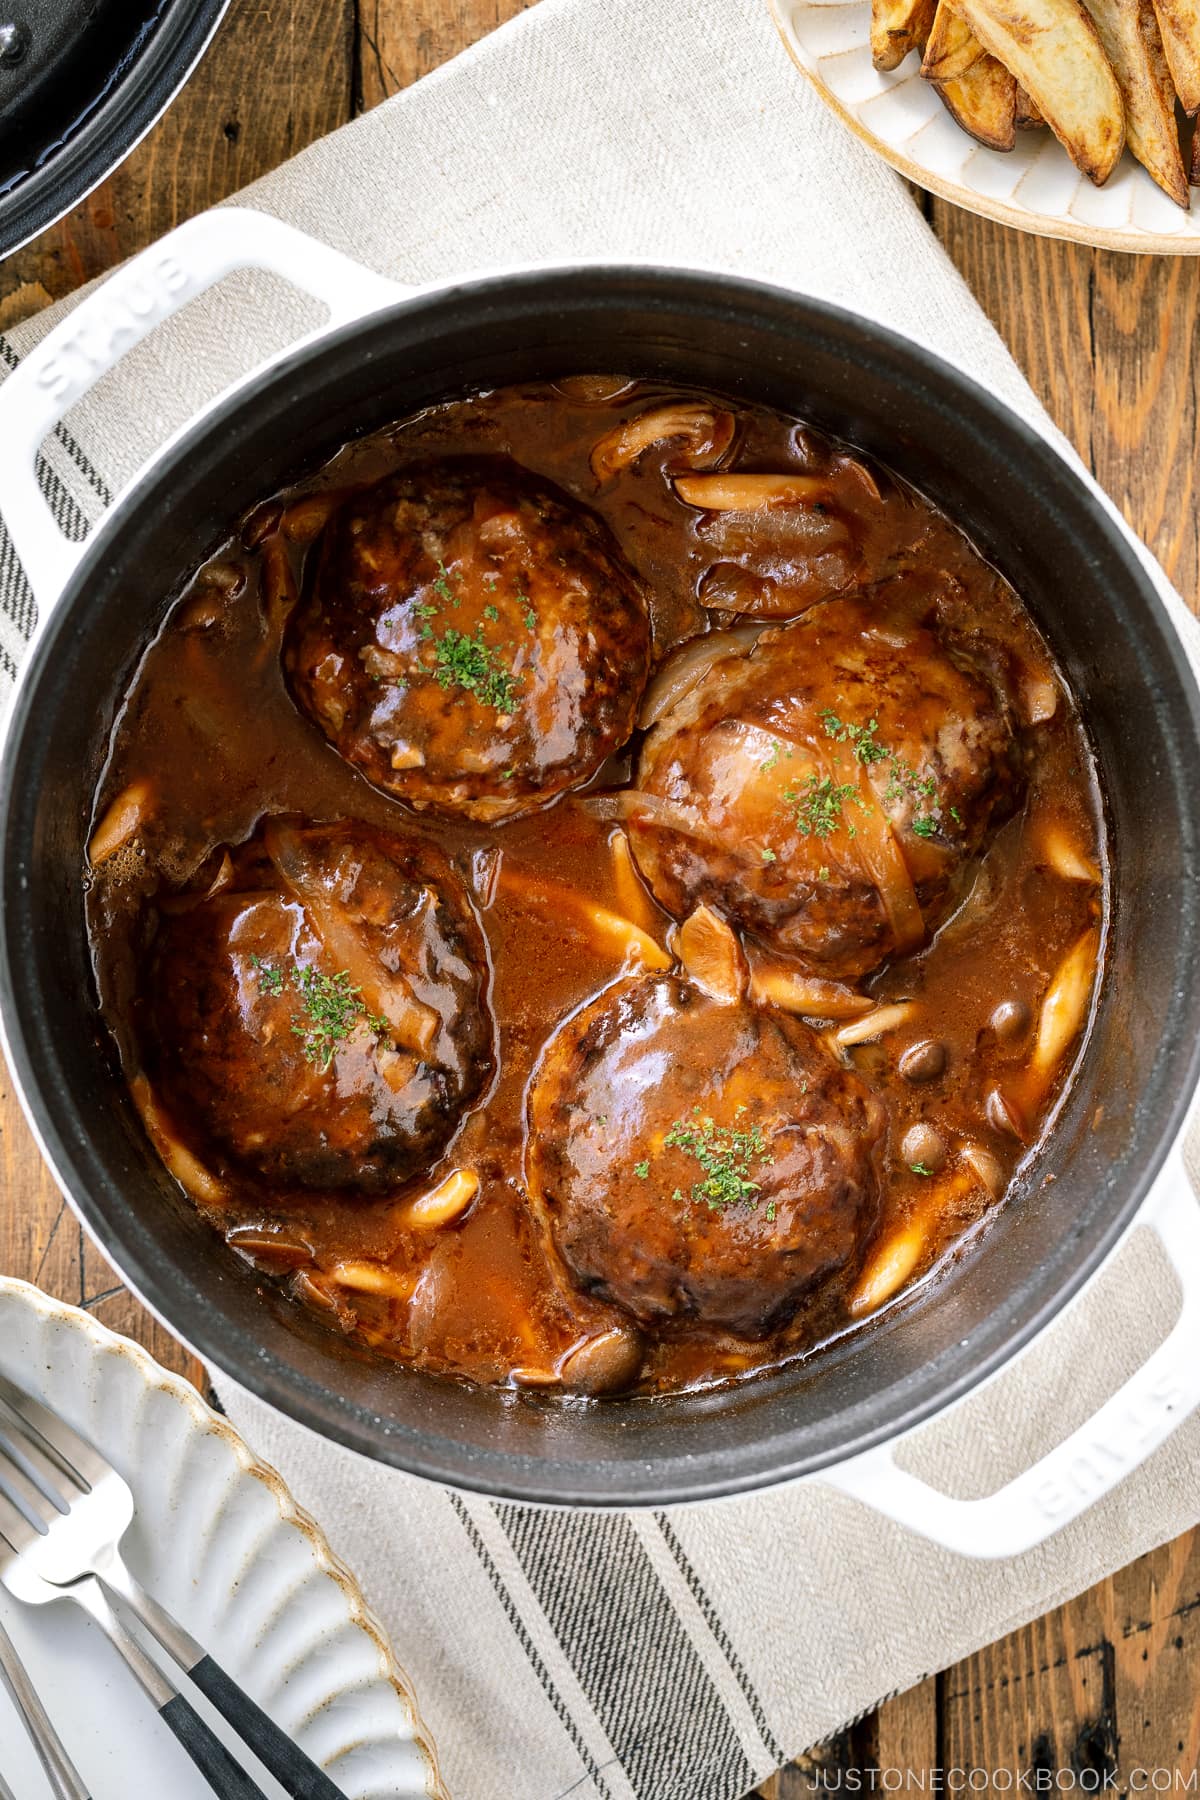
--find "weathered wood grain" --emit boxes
[0,0,1196,1790]
[0,0,353,325]
[927,208,1200,614]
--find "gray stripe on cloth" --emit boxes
[652,1513,785,1767]
[496,1505,755,1800]
[450,1493,621,1800]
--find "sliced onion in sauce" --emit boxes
[637,626,760,729]
[406,1168,480,1229]
[327,1259,416,1299]
[130,1076,225,1205]
[89,780,154,869]
[262,820,442,1058]
[1031,927,1099,1082]
[1037,819,1100,884]
[497,864,671,971]
[608,830,660,932]
[674,472,832,511]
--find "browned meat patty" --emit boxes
[630,592,1020,980]
[144,818,493,1192]
[284,458,652,822]
[526,972,885,1336]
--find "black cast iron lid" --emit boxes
[0,0,228,261]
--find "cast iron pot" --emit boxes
[2,212,1199,1548]
[0,0,228,261]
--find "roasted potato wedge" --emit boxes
[922,0,987,76]
[936,52,1019,147]
[872,0,937,69]
[1193,116,1200,180]
[954,0,1125,181]
[1080,0,1188,202]
[1152,0,1200,112]
[1015,85,1046,124]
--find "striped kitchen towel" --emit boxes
[3,0,1200,1795]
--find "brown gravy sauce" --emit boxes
[85,378,1106,1396]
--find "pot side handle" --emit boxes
[0,206,408,623]
[821,1148,1200,1559]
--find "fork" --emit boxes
[0,1612,91,1799]
[0,1373,347,1799]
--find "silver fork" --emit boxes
[0,1373,346,1799]
[0,1612,91,1799]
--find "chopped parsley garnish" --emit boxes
[432,561,456,603]
[910,1161,934,1176]
[783,773,861,840]
[634,1160,650,1179]
[766,1201,777,1223]
[817,864,831,882]
[820,709,888,766]
[761,847,777,864]
[760,745,780,773]
[250,959,387,1072]
[291,967,373,1071]
[821,705,957,841]
[517,594,537,630]
[249,954,285,997]
[662,1108,772,1212]
[483,603,500,622]
[432,625,520,713]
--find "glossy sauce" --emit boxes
[86,378,1106,1395]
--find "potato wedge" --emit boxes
[1079,0,1188,203]
[1193,117,1200,180]
[1152,0,1200,113]
[922,0,987,77]
[1015,84,1046,124]
[872,0,937,69]
[954,0,1125,181]
[936,52,1018,147]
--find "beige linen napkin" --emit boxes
[2,1,1199,1797]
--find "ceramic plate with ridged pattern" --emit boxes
[769,0,1200,253]
[0,1276,444,1800]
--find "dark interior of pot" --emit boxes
[4,269,1199,1504]
[0,0,226,258]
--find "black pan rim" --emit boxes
[4,264,1199,1506]
[0,0,229,263]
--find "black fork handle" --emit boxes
[159,1693,272,1800]
[187,1656,347,1800]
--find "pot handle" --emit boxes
[0,207,408,623]
[821,1148,1200,1558]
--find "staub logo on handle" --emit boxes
[33,255,193,402]
[1030,1367,1186,1520]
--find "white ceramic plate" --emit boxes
[770,0,1200,253]
[0,1276,444,1800]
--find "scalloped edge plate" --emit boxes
[0,1275,445,1800]
[769,0,1200,253]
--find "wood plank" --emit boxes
[927,207,1200,614]
[357,0,533,109]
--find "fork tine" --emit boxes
[0,1488,40,1559]
[0,1403,81,1519]
[0,1438,61,1535]
[0,1375,98,1492]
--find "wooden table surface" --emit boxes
[1,2,1198,1792]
